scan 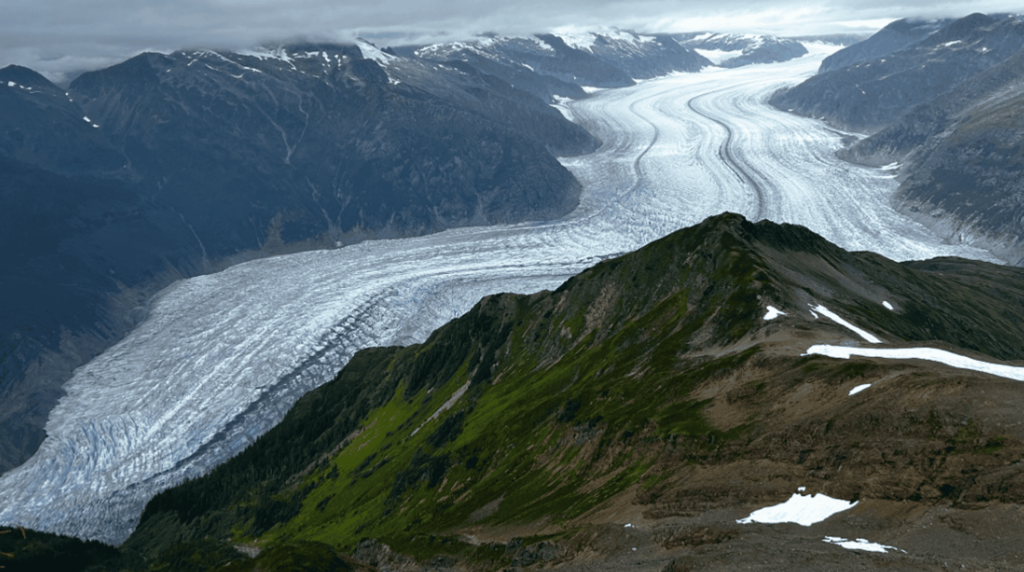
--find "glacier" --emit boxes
[0,44,1004,545]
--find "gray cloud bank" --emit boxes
[2,0,1021,83]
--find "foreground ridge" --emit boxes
[20,213,1015,571]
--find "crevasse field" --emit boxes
[0,45,1001,544]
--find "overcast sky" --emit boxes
[3,0,1021,83]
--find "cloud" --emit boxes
[2,0,1020,83]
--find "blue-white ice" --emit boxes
[0,45,1005,544]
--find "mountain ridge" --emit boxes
[17,213,1021,570]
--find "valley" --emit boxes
[0,45,1006,547]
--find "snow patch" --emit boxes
[580,85,605,94]
[238,47,295,69]
[356,40,396,67]
[6,81,14,87]
[763,306,786,320]
[823,536,904,553]
[738,492,858,526]
[411,381,471,437]
[849,383,871,395]
[805,346,1024,382]
[558,30,654,53]
[811,305,881,343]
[82,116,91,123]
[559,32,598,52]
[695,49,744,65]
[550,95,576,122]
[882,301,893,311]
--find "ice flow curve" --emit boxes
[0,46,1002,545]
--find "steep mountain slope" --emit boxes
[771,13,1024,133]
[839,48,1024,264]
[675,33,807,68]
[68,44,594,251]
[59,213,1024,571]
[817,18,953,73]
[410,32,710,102]
[553,32,711,79]
[0,42,597,474]
[0,65,203,474]
[770,13,1024,265]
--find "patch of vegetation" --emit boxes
[150,539,247,572]
[0,527,135,572]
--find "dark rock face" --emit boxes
[68,46,594,251]
[771,13,1024,133]
[562,32,711,78]
[772,13,1024,264]
[410,32,710,100]
[675,33,808,68]
[840,47,1024,263]
[0,43,598,474]
[399,37,591,103]
[817,18,953,73]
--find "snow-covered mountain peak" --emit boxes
[555,29,657,53]
[676,32,807,68]
[355,38,398,67]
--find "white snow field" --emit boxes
[737,491,858,526]
[0,46,1004,544]
[806,345,1024,382]
[823,536,903,553]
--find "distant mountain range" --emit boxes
[771,13,1024,265]
[12,213,1023,570]
[674,32,808,67]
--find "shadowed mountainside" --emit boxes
[0,42,599,474]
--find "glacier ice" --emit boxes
[0,46,1006,545]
